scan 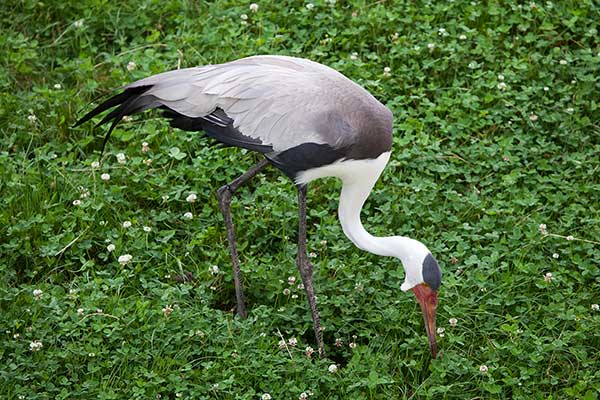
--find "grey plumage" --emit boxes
[76,55,393,179]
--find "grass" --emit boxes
[1,0,599,398]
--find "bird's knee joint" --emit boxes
[217,185,233,203]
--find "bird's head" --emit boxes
[391,237,442,358]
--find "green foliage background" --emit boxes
[1,0,599,398]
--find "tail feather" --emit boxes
[74,85,153,153]
[74,86,152,127]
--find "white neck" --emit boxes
[338,177,418,260]
[295,151,421,262]
[295,151,429,290]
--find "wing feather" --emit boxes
[78,55,392,157]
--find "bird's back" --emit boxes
[77,55,393,180]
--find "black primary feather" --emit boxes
[162,107,273,154]
[75,86,274,155]
[74,85,153,153]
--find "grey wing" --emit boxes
[123,58,358,153]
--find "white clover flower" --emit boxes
[77,308,84,316]
[13,333,20,339]
[437,327,445,337]
[544,272,553,282]
[559,59,567,65]
[497,82,507,90]
[297,282,304,290]
[565,107,574,114]
[383,66,391,77]
[479,364,488,374]
[240,13,248,20]
[73,19,84,28]
[288,337,298,347]
[299,392,309,400]
[261,394,272,400]
[438,27,447,36]
[350,52,358,60]
[29,340,43,352]
[459,34,467,40]
[308,252,317,258]
[88,352,95,357]
[122,221,132,228]
[427,43,435,51]
[73,199,81,206]
[305,346,314,358]
[392,32,399,40]
[91,161,100,169]
[118,254,133,265]
[306,3,314,10]
[497,74,505,81]
[33,289,43,300]
[328,364,338,373]
[186,193,197,203]
[107,244,115,252]
[101,173,110,181]
[539,223,547,235]
[143,226,152,232]
[162,304,173,316]
[543,86,549,91]
[529,113,538,121]
[592,304,599,311]
[552,253,559,259]
[183,212,193,220]
[278,339,286,349]
[210,265,220,275]
[349,342,357,349]
[116,153,126,164]
[566,235,574,241]
[141,142,150,152]
[249,3,259,12]
[449,317,458,327]
[283,288,291,296]
[468,61,478,69]
[96,308,103,313]
[126,61,136,71]
[28,114,38,123]
[54,83,62,90]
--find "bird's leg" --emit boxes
[296,184,325,357]
[216,158,270,318]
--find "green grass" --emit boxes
[1,0,599,398]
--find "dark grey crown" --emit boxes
[422,253,442,290]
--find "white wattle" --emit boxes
[296,151,427,291]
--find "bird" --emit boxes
[75,55,442,358]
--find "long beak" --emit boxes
[412,284,438,358]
